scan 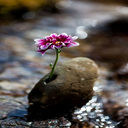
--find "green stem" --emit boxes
[49,48,60,81]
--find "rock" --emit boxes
[28,57,98,118]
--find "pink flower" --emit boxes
[34,33,79,55]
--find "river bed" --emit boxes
[0,0,128,127]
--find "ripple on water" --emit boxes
[72,96,116,127]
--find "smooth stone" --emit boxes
[28,57,98,118]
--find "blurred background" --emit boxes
[0,0,128,127]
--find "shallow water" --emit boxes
[0,0,128,127]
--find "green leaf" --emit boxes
[49,63,53,68]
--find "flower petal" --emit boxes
[66,42,79,47]
[49,45,55,49]
[34,39,40,42]
[62,42,66,46]
[55,45,62,49]
[34,39,45,45]
[59,33,68,36]
[34,33,79,56]
[34,39,41,45]
[50,33,58,38]
[37,49,46,56]
[40,45,48,50]
[72,36,78,40]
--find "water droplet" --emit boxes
[65,122,71,126]
[86,106,93,112]
[77,115,82,119]
[97,113,103,117]
[74,110,82,114]
[91,103,97,107]
[90,96,98,103]
[96,119,100,122]
[101,122,105,126]
[81,112,88,116]
[81,107,86,111]
[93,86,99,91]
[101,118,106,122]
[95,126,100,128]
[107,121,112,124]
[104,116,110,120]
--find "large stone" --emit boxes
[28,57,98,118]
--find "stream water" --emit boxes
[0,0,128,127]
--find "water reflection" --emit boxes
[73,96,115,127]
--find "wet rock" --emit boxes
[31,117,71,127]
[0,117,32,128]
[28,57,98,118]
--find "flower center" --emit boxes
[55,41,60,45]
